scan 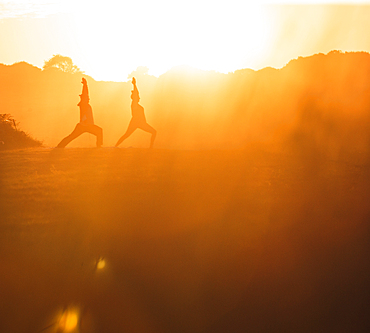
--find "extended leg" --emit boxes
[139,122,157,148]
[56,124,84,148]
[115,120,137,147]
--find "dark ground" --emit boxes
[0,147,369,332]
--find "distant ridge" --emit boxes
[1,50,370,154]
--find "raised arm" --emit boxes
[79,78,90,104]
[131,77,140,102]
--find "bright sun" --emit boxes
[68,1,273,80]
[2,1,370,81]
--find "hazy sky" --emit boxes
[1,0,370,81]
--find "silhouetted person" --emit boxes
[115,77,156,148]
[57,78,103,148]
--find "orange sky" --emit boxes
[1,1,370,81]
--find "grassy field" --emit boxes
[1,147,369,332]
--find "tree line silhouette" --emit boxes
[1,51,370,154]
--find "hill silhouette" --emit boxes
[1,51,370,155]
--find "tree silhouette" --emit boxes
[128,66,149,79]
[43,55,83,74]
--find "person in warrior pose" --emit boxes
[56,78,103,148]
[115,77,156,148]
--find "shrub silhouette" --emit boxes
[0,114,42,150]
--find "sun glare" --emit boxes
[68,2,273,80]
[2,0,370,81]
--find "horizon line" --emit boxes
[1,49,368,83]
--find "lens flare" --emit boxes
[58,306,80,332]
[96,257,106,270]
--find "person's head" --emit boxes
[81,77,87,84]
